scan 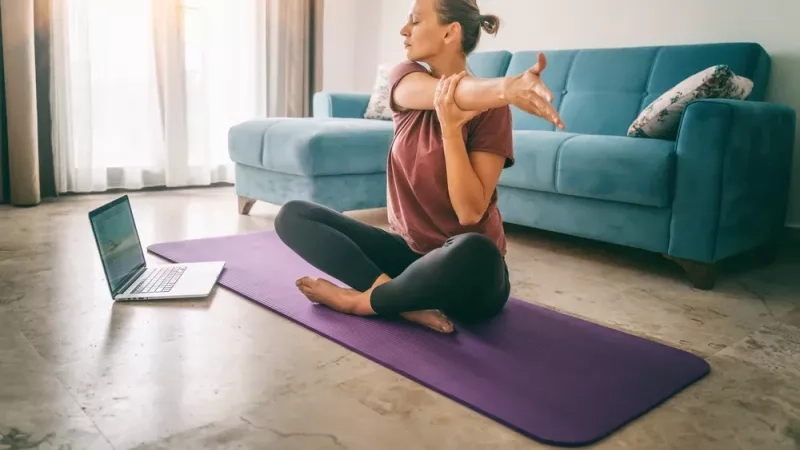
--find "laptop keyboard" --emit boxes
[131,266,187,294]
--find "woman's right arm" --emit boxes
[391,53,565,129]
[392,72,509,111]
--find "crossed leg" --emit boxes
[274,200,510,333]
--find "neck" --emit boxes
[426,54,467,78]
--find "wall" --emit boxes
[375,0,800,227]
[321,0,357,92]
[321,0,381,93]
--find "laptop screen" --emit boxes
[89,196,146,295]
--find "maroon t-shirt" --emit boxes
[386,61,515,255]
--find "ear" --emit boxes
[443,22,461,45]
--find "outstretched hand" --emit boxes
[433,71,485,134]
[503,53,565,129]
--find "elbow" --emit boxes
[459,217,481,227]
[457,209,483,226]
[453,194,489,226]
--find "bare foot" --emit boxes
[402,310,455,334]
[296,277,371,315]
[297,275,454,333]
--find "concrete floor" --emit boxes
[1,186,798,450]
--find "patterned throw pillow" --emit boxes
[364,65,392,120]
[628,65,753,140]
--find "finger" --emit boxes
[453,71,468,82]
[449,72,468,102]
[528,52,548,74]
[434,75,445,104]
[445,74,459,102]
[528,91,557,118]
[536,52,548,73]
[536,81,555,104]
[526,93,562,126]
[540,102,562,127]
[440,77,453,104]
[548,107,565,129]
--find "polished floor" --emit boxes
[1,187,798,449]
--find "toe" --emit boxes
[436,313,454,333]
[300,287,316,302]
[297,276,317,288]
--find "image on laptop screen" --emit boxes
[90,198,146,292]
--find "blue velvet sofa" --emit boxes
[228,42,796,289]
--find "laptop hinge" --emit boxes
[115,265,147,297]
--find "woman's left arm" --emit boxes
[435,72,512,225]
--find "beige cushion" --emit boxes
[364,65,392,120]
[628,65,753,140]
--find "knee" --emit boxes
[274,200,312,237]
[446,233,502,270]
[441,233,508,319]
[449,233,499,257]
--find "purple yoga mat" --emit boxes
[147,231,709,447]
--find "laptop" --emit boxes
[89,195,225,301]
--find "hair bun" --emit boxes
[479,13,500,35]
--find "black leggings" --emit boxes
[273,200,510,322]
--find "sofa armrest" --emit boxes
[668,99,796,263]
[313,92,371,119]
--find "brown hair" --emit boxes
[435,0,501,54]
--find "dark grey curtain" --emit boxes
[34,0,55,200]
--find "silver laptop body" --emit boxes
[89,195,224,301]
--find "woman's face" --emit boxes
[400,0,455,61]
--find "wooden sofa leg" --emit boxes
[238,196,256,215]
[663,254,717,290]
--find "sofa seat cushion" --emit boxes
[228,118,394,176]
[500,131,676,208]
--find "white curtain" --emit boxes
[51,0,268,192]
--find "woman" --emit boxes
[274,0,564,333]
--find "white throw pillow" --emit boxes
[628,65,754,140]
[364,65,392,120]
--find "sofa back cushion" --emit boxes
[467,43,770,136]
[467,50,513,78]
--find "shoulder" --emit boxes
[387,61,434,117]
[388,60,430,85]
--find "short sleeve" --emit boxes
[387,61,429,113]
[466,106,515,168]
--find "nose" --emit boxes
[400,23,410,37]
